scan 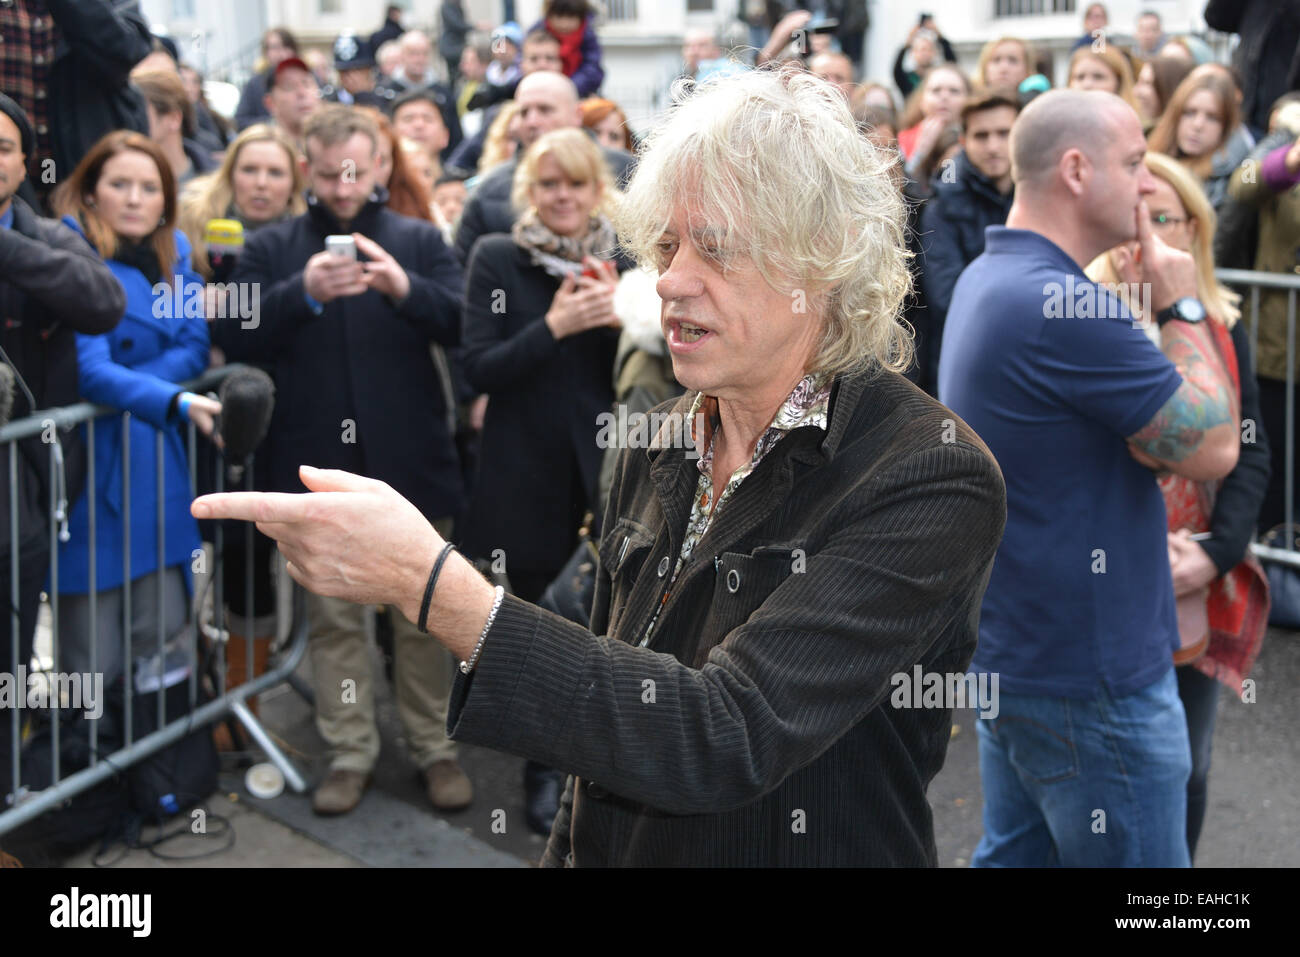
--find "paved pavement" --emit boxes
[67,614,1299,868]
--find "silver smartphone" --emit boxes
[325,235,357,260]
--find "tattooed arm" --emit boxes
[1127,316,1240,481]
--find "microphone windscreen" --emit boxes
[0,363,15,429]
[218,367,275,464]
[205,218,245,282]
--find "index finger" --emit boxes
[1135,199,1155,254]
[352,233,387,260]
[192,490,313,523]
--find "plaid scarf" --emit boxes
[511,206,617,279]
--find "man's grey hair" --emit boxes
[1010,89,1123,188]
[618,66,913,377]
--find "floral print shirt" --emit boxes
[640,372,832,646]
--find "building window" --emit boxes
[995,0,1076,15]
[173,0,195,18]
[320,0,342,13]
[607,0,638,19]
[687,0,714,10]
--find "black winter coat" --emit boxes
[1202,318,1271,576]
[234,70,272,133]
[446,369,1007,866]
[47,0,152,179]
[216,192,466,523]
[918,151,1013,380]
[0,197,124,556]
[460,235,618,572]
[1204,0,1300,134]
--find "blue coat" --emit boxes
[57,223,209,594]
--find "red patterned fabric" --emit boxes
[1160,319,1269,694]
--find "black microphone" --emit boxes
[205,219,245,283]
[0,363,14,428]
[217,367,275,482]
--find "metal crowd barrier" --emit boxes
[0,364,308,838]
[1217,268,1300,572]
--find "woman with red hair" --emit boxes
[52,131,220,688]
[580,97,634,152]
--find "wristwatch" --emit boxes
[1155,297,1207,327]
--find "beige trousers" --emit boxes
[306,520,458,774]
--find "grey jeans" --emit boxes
[57,566,189,690]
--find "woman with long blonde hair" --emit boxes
[974,36,1034,93]
[178,124,306,278]
[1087,151,1269,862]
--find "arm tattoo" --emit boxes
[1128,323,1236,463]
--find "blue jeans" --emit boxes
[972,668,1192,867]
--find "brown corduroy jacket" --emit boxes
[447,366,1006,866]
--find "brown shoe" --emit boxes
[312,768,370,816]
[424,759,473,811]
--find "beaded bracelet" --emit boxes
[418,541,457,634]
[460,585,504,674]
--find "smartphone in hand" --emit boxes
[326,235,357,260]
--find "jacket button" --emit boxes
[657,556,670,577]
[587,781,609,799]
[726,568,741,593]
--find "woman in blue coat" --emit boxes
[52,131,221,689]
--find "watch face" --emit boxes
[1177,297,1207,322]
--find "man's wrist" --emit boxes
[424,557,498,662]
[303,285,325,314]
[1155,297,1207,328]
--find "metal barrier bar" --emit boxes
[1287,289,1295,542]
[87,416,97,767]
[122,411,132,748]
[8,444,17,798]
[48,438,58,783]
[156,429,166,732]
[0,364,309,838]
[0,587,310,835]
[1216,269,1300,571]
[187,421,197,715]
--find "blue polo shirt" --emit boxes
[938,227,1183,698]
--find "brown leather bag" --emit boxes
[1174,585,1210,665]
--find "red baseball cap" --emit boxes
[270,56,315,88]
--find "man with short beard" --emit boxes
[216,105,471,817]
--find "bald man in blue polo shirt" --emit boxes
[940,90,1241,867]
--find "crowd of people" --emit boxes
[1,0,1297,867]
